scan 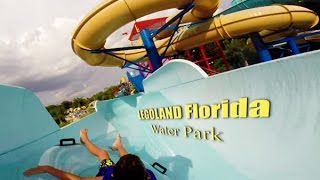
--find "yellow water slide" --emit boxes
[72,0,319,67]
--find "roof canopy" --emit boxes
[128,17,167,41]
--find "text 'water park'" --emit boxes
[1,0,320,179]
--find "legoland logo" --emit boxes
[137,97,271,142]
[137,97,270,120]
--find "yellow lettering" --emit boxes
[211,127,223,142]
[249,99,270,118]
[185,104,193,119]
[173,106,183,119]
[144,109,149,119]
[222,100,229,118]
[140,110,145,119]
[149,109,155,119]
[165,107,173,119]
[230,97,248,118]
[211,104,220,118]
[184,126,193,137]
[159,108,166,119]
[194,130,202,139]
[138,110,142,120]
[193,104,199,119]
[199,105,211,119]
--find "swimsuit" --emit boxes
[96,159,157,180]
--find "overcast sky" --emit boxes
[0,0,231,106]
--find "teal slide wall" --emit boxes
[1,50,320,179]
[98,51,320,180]
[0,85,59,155]
[0,86,111,179]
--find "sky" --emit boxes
[0,0,231,106]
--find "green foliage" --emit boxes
[46,105,66,125]
[92,85,118,101]
[223,39,259,68]
[46,83,135,127]
[61,101,72,109]
[72,98,88,108]
[212,58,227,72]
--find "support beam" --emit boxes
[140,29,162,71]
[249,32,272,62]
[287,38,300,55]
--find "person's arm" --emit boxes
[23,165,103,180]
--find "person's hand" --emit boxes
[23,166,47,177]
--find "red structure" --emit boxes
[128,17,167,41]
[185,42,230,75]
[127,18,230,77]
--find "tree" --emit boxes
[61,101,72,110]
[72,98,87,108]
[46,105,66,125]
[92,91,104,101]
[223,38,259,69]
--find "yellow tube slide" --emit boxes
[172,5,318,51]
[72,0,194,67]
[72,1,319,67]
[156,0,220,40]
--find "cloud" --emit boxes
[0,1,233,106]
[0,17,126,105]
[0,9,181,106]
